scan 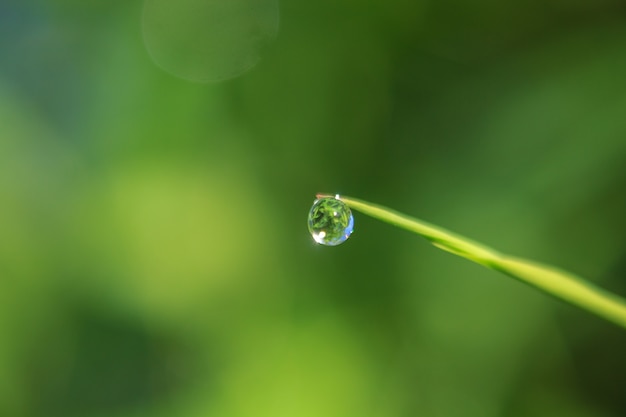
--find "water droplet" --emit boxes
[308,196,354,246]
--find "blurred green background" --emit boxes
[1,0,626,416]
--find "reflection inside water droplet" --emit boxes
[308,196,354,246]
[142,0,279,82]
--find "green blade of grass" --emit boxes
[333,194,626,329]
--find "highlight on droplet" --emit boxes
[142,0,279,82]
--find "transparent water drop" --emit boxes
[308,195,354,246]
[142,0,279,82]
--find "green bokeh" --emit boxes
[1,0,625,416]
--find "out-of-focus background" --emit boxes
[1,0,626,416]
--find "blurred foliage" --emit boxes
[1,0,626,416]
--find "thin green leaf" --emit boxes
[334,195,626,329]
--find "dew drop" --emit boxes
[308,196,354,246]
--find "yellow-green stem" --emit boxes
[332,194,626,330]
